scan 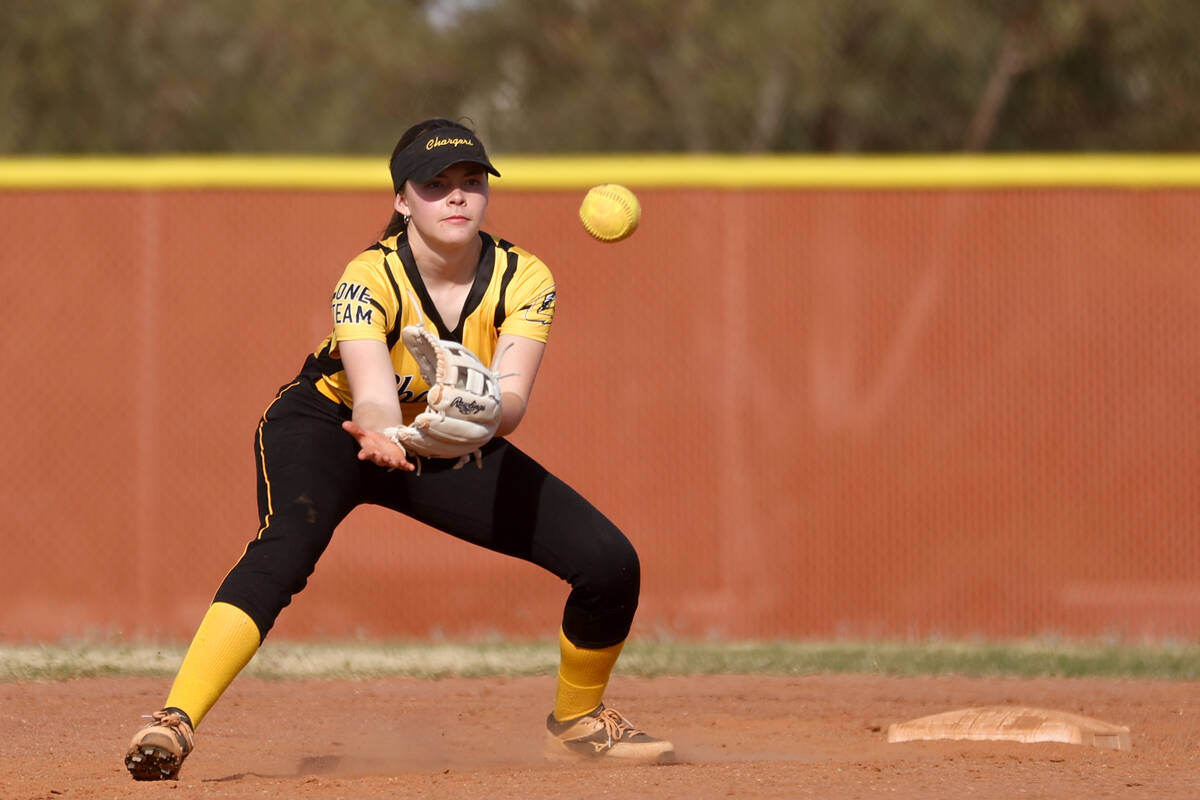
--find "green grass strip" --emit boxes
[3,639,1199,682]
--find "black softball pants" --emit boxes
[213,376,639,650]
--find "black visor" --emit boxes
[389,127,501,193]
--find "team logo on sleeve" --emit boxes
[332,281,375,326]
[523,288,556,325]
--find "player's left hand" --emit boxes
[341,420,416,471]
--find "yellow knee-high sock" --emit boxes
[553,628,624,722]
[163,602,261,728]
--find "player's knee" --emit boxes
[579,534,641,605]
[562,540,640,648]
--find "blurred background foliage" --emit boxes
[2,0,1196,154]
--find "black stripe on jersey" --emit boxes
[378,247,406,350]
[301,344,341,388]
[494,246,520,332]
[457,235,498,339]
[396,232,496,343]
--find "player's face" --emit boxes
[397,163,489,248]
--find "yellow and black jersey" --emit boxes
[303,230,556,423]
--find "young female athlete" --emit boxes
[124,118,673,780]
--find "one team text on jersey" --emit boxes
[332,281,374,325]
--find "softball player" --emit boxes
[124,118,674,780]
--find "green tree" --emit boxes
[0,0,1195,153]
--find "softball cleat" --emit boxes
[544,704,675,764]
[124,708,195,780]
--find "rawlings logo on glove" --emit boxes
[451,397,487,415]
[382,320,513,470]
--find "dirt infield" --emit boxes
[4,674,1197,799]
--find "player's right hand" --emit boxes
[341,420,416,471]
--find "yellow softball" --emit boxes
[579,184,641,242]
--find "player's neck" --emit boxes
[408,227,481,286]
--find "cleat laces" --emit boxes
[594,706,644,746]
[140,710,194,748]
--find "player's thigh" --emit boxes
[374,439,635,580]
[250,390,365,557]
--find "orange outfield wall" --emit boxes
[1,183,1197,642]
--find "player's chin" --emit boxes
[431,229,480,251]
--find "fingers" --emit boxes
[385,452,417,471]
[359,440,415,470]
[341,420,415,471]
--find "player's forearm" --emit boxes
[351,399,404,433]
[494,391,527,438]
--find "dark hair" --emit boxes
[377,118,478,241]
